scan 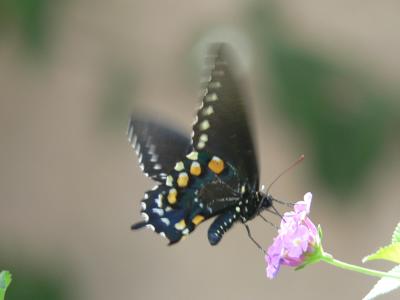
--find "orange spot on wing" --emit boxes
[208,156,224,174]
[192,215,205,226]
[190,162,202,176]
[167,188,177,204]
[177,172,189,187]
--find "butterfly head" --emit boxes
[257,190,274,210]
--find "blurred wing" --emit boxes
[128,118,190,182]
[191,44,259,189]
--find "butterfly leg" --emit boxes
[244,223,266,254]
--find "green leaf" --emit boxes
[392,223,400,244]
[363,243,400,264]
[363,265,400,300]
[0,271,12,300]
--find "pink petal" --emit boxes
[294,192,312,215]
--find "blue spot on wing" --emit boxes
[132,185,188,244]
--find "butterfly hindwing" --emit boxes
[191,44,259,189]
[128,118,190,182]
[132,152,243,245]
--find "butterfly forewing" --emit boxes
[191,44,259,189]
[128,118,190,181]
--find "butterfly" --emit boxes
[128,43,275,246]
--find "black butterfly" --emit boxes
[128,44,274,246]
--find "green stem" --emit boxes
[321,252,400,281]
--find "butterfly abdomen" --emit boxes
[208,210,238,245]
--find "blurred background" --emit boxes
[1,0,400,299]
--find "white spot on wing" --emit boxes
[141,212,149,222]
[127,125,134,140]
[135,144,141,156]
[202,106,214,116]
[197,141,205,149]
[146,224,155,231]
[174,161,185,171]
[166,175,173,187]
[209,81,221,89]
[161,218,170,226]
[152,208,164,216]
[131,135,137,147]
[186,151,198,160]
[199,134,208,142]
[199,120,210,131]
[148,144,156,155]
[156,194,163,208]
[206,93,218,102]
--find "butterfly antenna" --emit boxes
[266,154,305,196]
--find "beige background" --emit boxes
[1,1,400,299]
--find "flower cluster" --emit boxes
[265,192,320,279]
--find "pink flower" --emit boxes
[265,192,320,279]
